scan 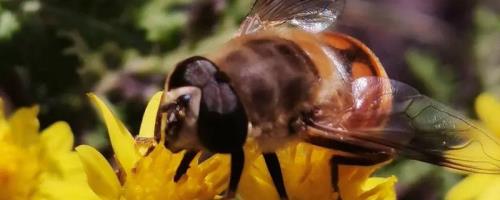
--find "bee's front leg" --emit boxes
[263,152,288,200]
[174,150,198,182]
[224,148,245,199]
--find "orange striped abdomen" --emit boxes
[320,32,388,79]
[312,32,392,129]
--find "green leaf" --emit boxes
[406,49,456,103]
[0,8,20,41]
[136,0,191,43]
[474,7,500,96]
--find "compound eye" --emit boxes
[176,95,191,108]
[164,103,184,138]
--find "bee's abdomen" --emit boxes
[217,37,319,125]
[318,32,391,129]
[320,32,388,79]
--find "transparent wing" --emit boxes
[239,0,345,35]
[308,77,500,173]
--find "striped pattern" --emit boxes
[315,32,392,129]
[320,32,387,78]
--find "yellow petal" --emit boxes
[76,145,121,200]
[47,153,86,179]
[36,178,101,200]
[8,106,40,146]
[138,91,163,138]
[445,174,500,200]
[360,176,397,200]
[475,179,500,200]
[36,152,101,200]
[475,93,500,136]
[40,121,74,155]
[135,92,163,155]
[88,93,140,174]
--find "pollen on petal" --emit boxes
[136,91,163,155]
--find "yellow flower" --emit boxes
[446,93,500,200]
[79,92,396,200]
[240,143,397,200]
[0,98,99,200]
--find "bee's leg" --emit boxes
[154,104,170,142]
[263,152,288,200]
[225,148,245,199]
[198,151,215,164]
[330,153,392,200]
[174,150,198,182]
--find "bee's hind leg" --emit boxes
[263,152,288,200]
[330,153,392,200]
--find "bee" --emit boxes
[155,0,500,199]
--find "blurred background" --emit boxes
[0,0,499,199]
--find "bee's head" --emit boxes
[157,56,248,153]
[157,86,201,153]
